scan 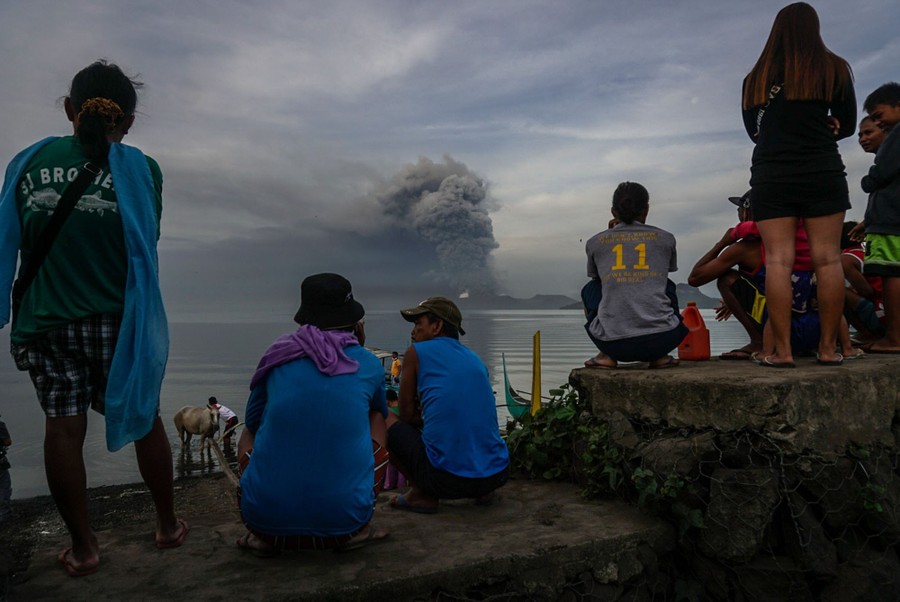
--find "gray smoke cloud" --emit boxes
[374,155,499,296]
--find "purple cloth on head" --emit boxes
[250,325,360,389]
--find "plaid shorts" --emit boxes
[11,313,121,418]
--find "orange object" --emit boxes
[678,302,710,361]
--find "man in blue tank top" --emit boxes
[386,297,509,513]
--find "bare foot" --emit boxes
[861,339,900,354]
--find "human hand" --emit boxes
[848,221,866,242]
[826,116,841,137]
[608,218,620,229]
[714,302,732,321]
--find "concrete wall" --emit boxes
[570,357,900,601]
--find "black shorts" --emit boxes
[750,180,850,221]
[596,322,689,363]
[387,421,508,500]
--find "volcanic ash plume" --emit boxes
[374,155,499,296]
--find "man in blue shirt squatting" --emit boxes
[236,273,390,556]
[386,297,510,513]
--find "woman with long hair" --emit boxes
[0,60,186,576]
[742,2,856,367]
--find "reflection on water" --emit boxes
[2,309,751,498]
[175,440,238,480]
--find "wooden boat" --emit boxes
[502,352,531,419]
[502,331,543,420]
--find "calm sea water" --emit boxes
[0,309,748,499]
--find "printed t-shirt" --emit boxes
[585,222,680,341]
[13,136,162,343]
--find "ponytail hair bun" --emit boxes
[68,60,142,162]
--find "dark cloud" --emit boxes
[159,155,505,319]
[372,155,499,296]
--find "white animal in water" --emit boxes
[173,406,220,449]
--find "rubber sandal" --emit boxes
[760,356,796,369]
[815,353,843,366]
[236,531,277,558]
[584,357,616,369]
[390,493,438,514]
[719,349,754,361]
[648,356,678,369]
[156,518,190,549]
[334,524,389,553]
[58,547,99,578]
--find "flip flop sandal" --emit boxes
[236,531,277,558]
[156,518,190,549]
[760,356,796,369]
[58,547,100,578]
[815,353,843,366]
[719,349,754,361]
[584,357,616,369]
[390,493,438,514]
[648,356,679,369]
[333,524,390,553]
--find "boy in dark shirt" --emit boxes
[852,82,900,353]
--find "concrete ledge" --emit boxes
[8,477,674,601]
[570,356,900,455]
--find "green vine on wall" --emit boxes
[506,383,703,538]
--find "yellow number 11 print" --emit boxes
[611,243,650,270]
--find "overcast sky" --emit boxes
[1,0,896,320]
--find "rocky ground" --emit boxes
[0,474,671,601]
[0,474,235,598]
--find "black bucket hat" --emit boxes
[294,273,365,330]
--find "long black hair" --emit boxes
[68,60,142,162]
